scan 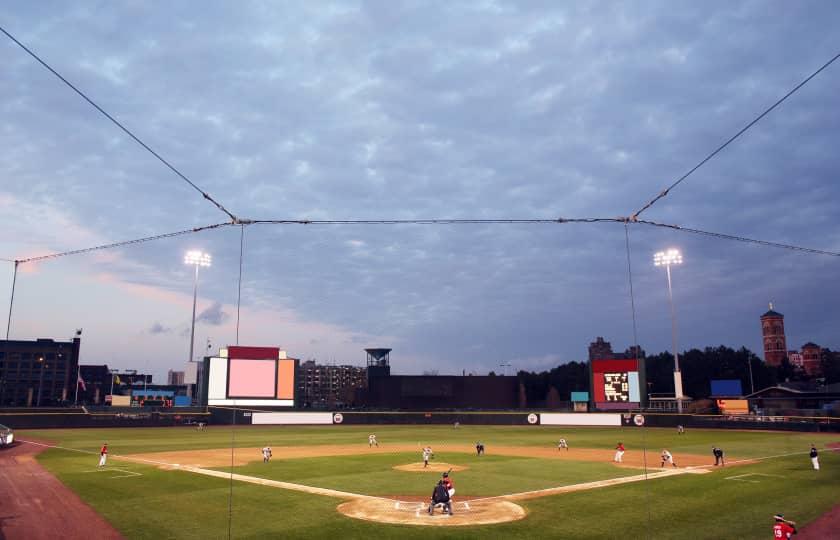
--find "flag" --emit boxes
[77,372,86,391]
[114,375,121,385]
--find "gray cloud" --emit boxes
[2,1,839,376]
[196,301,229,326]
[148,322,172,335]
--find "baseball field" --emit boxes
[7,424,839,539]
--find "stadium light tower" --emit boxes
[654,249,684,414]
[184,251,211,376]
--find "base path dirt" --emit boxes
[125,442,715,470]
[0,441,123,540]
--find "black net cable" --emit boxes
[0,24,239,222]
[631,51,840,220]
[624,223,652,536]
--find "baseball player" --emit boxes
[428,480,452,516]
[614,442,625,463]
[442,471,455,501]
[453,421,460,429]
[712,446,725,466]
[677,424,685,435]
[262,446,272,463]
[423,446,433,468]
[476,442,485,456]
[98,443,108,467]
[197,422,206,431]
[558,438,569,451]
[772,513,796,538]
[368,434,379,447]
[810,444,819,470]
[660,449,677,468]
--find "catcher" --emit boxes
[428,479,452,516]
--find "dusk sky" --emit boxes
[1,2,838,382]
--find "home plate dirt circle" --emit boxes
[393,462,468,473]
[337,498,526,526]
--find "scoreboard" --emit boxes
[590,358,645,410]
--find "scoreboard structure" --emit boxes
[589,358,646,410]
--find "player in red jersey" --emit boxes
[614,442,625,463]
[98,443,108,467]
[772,513,796,538]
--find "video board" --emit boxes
[590,358,645,410]
[207,346,295,406]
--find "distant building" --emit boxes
[800,342,823,377]
[78,364,110,404]
[167,370,185,385]
[588,337,644,362]
[296,360,367,408]
[588,337,613,361]
[760,304,787,366]
[0,337,81,406]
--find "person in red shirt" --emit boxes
[772,514,796,538]
[614,442,625,463]
[98,443,108,467]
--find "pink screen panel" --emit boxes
[228,359,276,397]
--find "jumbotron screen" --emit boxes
[207,346,295,406]
[590,358,645,410]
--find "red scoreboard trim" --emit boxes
[593,372,606,402]
[591,359,639,372]
[227,346,279,360]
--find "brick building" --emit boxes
[296,360,367,408]
[760,305,787,366]
[0,337,81,406]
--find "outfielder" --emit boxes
[660,449,677,468]
[423,446,433,468]
[98,443,108,467]
[262,446,272,463]
[558,438,569,451]
[368,434,379,447]
[614,442,625,463]
[810,444,819,470]
[677,424,685,435]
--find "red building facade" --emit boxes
[760,305,787,367]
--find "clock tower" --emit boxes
[760,303,787,367]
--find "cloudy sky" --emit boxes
[1,1,838,381]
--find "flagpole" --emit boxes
[74,365,80,405]
[110,372,115,395]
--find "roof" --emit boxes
[761,309,784,318]
[801,342,821,349]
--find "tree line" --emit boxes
[516,345,840,408]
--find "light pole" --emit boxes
[184,251,211,399]
[36,356,46,406]
[654,249,684,413]
[500,363,512,377]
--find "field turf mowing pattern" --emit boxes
[19,425,839,539]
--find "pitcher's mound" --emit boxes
[337,498,526,526]
[393,462,468,473]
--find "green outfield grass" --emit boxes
[18,425,839,539]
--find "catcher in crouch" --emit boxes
[428,479,452,516]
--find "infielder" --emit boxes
[476,442,485,456]
[98,443,108,467]
[614,442,625,463]
[660,449,677,468]
[423,446,433,468]
[262,446,272,463]
[712,446,725,466]
[810,444,819,470]
[197,422,206,431]
[558,438,569,451]
[368,434,379,447]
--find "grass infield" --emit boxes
[18,424,839,539]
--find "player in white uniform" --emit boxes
[423,446,433,468]
[558,438,569,451]
[660,449,677,467]
[368,434,378,447]
[262,446,272,463]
